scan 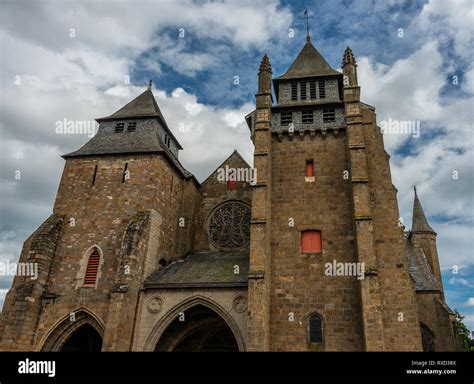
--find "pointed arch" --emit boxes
[75,245,104,289]
[144,295,245,351]
[38,308,105,351]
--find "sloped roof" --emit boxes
[97,87,167,122]
[412,188,436,233]
[144,251,249,288]
[274,37,341,80]
[201,150,251,187]
[406,240,440,291]
[63,121,165,158]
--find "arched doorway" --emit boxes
[60,323,103,352]
[40,309,104,351]
[155,305,239,352]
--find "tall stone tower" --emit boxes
[246,37,423,351]
[0,83,199,351]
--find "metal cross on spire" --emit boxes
[299,8,313,40]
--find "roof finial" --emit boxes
[299,8,313,42]
[148,79,152,90]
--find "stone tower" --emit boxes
[246,37,423,351]
[0,83,199,351]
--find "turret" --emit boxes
[409,187,443,295]
[342,47,358,87]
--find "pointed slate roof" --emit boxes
[406,239,439,291]
[97,84,167,123]
[412,187,436,234]
[274,36,341,80]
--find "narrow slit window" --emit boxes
[280,112,292,126]
[92,165,98,185]
[306,160,314,177]
[127,122,137,132]
[309,314,323,343]
[318,80,326,99]
[165,134,171,148]
[302,110,313,124]
[301,230,322,253]
[300,81,307,100]
[122,163,129,183]
[310,80,317,99]
[83,249,100,286]
[291,82,298,101]
[115,123,124,133]
[323,109,336,123]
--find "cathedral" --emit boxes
[0,36,459,351]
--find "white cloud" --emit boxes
[467,298,474,306]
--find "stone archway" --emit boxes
[39,309,104,351]
[155,304,239,352]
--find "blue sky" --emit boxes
[0,0,473,331]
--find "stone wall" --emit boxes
[194,151,252,253]
[268,131,364,351]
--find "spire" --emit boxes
[274,39,340,80]
[96,85,166,123]
[342,46,357,67]
[259,54,273,74]
[411,187,436,234]
[341,46,358,87]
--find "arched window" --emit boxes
[301,230,322,253]
[309,314,323,343]
[84,249,100,286]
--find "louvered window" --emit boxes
[281,112,292,126]
[310,80,317,99]
[84,250,100,286]
[291,82,298,101]
[302,110,313,124]
[300,82,307,100]
[318,81,326,98]
[301,230,322,253]
[323,109,336,123]
[115,123,124,133]
[127,122,137,132]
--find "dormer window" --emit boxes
[323,109,335,123]
[127,122,137,132]
[302,110,313,124]
[115,123,124,133]
[164,134,171,148]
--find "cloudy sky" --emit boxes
[0,0,473,329]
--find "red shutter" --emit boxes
[306,161,314,177]
[228,179,237,190]
[84,250,100,285]
[301,230,321,253]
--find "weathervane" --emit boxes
[299,8,313,39]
